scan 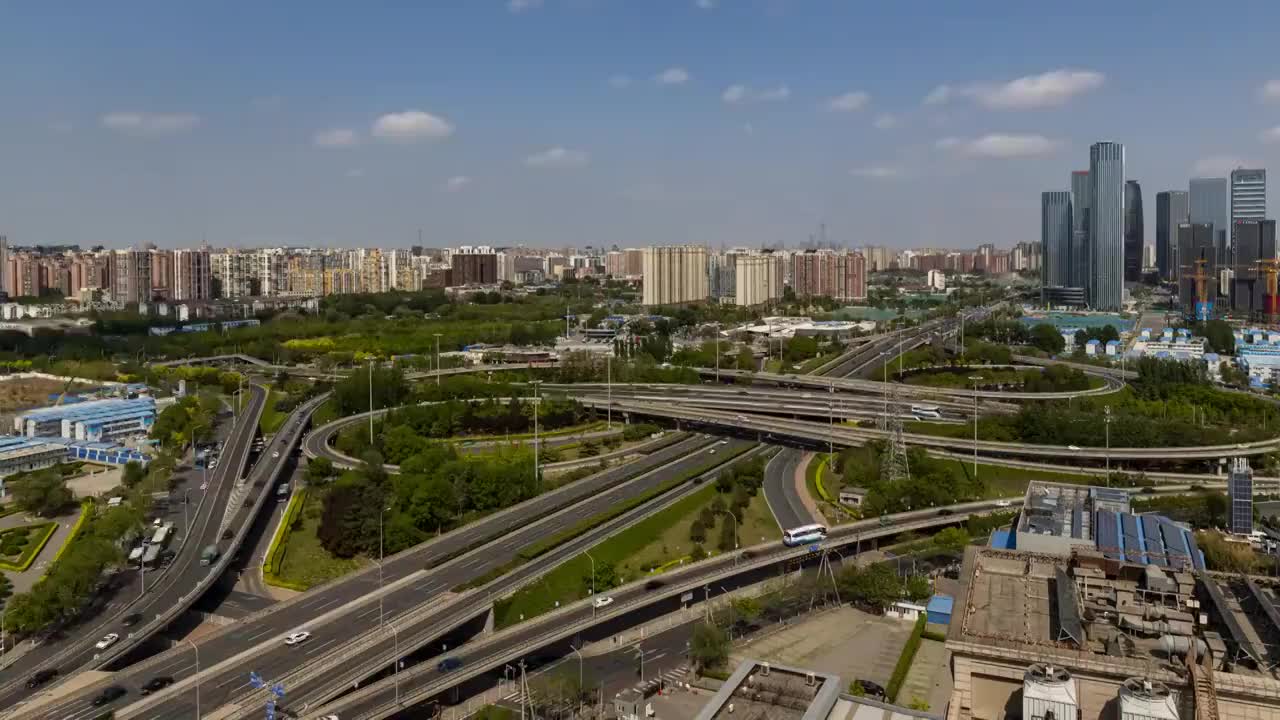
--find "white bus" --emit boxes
[910,404,942,420]
[783,524,828,547]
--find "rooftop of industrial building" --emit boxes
[692,660,939,720]
[948,547,1280,694]
[18,396,154,422]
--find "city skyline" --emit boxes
[6,3,1280,251]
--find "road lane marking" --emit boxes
[304,637,340,656]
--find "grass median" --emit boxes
[486,445,763,628]
[0,521,59,572]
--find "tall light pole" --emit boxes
[387,622,401,705]
[187,638,201,720]
[530,380,543,489]
[434,333,443,386]
[606,354,612,431]
[713,322,721,382]
[368,358,375,445]
[379,504,391,626]
[570,645,584,707]
[827,381,835,459]
[584,550,597,614]
[968,376,983,479]
[881,352,890,428]
[1104,405,1112,485]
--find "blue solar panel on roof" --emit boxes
[1140,515,1167,566]
[1159,521,1190,571]
[1183,531,1205,571]
[1120,514,1143,563]
[1095,511,1121,560]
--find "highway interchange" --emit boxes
[6,312,1271,719]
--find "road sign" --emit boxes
[808,543,821,553]
[680,592,693,603]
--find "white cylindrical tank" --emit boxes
[1159,635,1208,659]
[1120,677,1179,720]
[1022,664,1078,720]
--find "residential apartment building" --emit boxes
[734,252,784,307]
[790,249,866,300]
[641,245,707,306]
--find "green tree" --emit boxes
[1029,323,1065,354]
[848,681,866,697]
[904,575,933,602]
[583,560,620,596]
[933,527,970,554]
[305,457,335,485]
[840,563,902,610]
[690,621,730,670]
[730,596,762,625]
[689,520,706,544]
[122,461,145,489]
[10,470,73,517]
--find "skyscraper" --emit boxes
[1190,177,1229,264]
[1040,191,1072,292]
[0,235,7,296]
[1230,219,1277,316]
[1230,168,1266,251]
[1069,171,1091,291]
[1123,180,1144,282]
[1177,222,1217,319]
[1155,190,1188,281]
[1089,142,1125,310]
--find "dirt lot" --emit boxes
[0,377,95,414]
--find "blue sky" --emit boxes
[4,1,1280,250]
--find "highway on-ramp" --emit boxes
[763,449,816,530]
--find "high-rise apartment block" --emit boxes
[172,247,212,301]
[1155,190,1188,281]
[734,253,784,307]
[449,246,499,286]
[1089,142,1125,310]
[790,249,867,301]
[1229,219,1278,316]
[1230,168,1266,251]
[1177,222,1217,319]
[108,249,153,305]
[641,245,708,306]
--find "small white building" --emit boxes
[926,269,946,291]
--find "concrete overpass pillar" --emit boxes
[482,604,495,635]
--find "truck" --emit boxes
[200,544,220,566]
[276,482,290,502]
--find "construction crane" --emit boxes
[1179,256,1280,325]
[1179,257,1215,322]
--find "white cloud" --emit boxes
[100,112,200,135]
[937,133,1059,158]
[1193,155,1256,176]
[826,91,870,112]
[608,74,632,89]
[525,146,590,168]
[445,175,472,191]
[850,166,903,180]
[654,67,691,86]
[345,168,365,178]
[695,0,717,9]
[722,84,790,104]
[1261,126,1280,144]
[508,0,543,13]
[924,69,1104,109]
[313,128,359,148]
[371,110,455,142]
[1259,80,1280,103]
[922,85,952,105]
[872,114,897,129]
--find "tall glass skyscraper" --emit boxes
[1041,191,1072,292]
[1089,142,1125,310]
[1069,170,1091,291]
[1155,190,1188,281]
[1123,180,1144,282]
[1190,177,1229,264]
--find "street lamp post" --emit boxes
[880,352,890,428]
[713,322,721,383]
[584,550,597,614]
[434,333,443,386]
[368,358,375,444]
[1104,405,1112,485]
[387,622,401,705]
[606,355,612,431]
[570,645,584,708]
[530,380,543,489]
[716,510,739,551]
[187,638,201,719]
[968,376,983,479]
[379,504,391,626]
[827,381,834,459]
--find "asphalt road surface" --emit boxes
[35,435,730,718]
[0,385,267,712]
[763,448,814,531]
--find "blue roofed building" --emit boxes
[14,397,156,442]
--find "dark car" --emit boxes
[222,529,234,540]
[140,676,173,695]
[26,668,58,688]
[644,579,666,591]
[936,508,955,516]
[856,679,887,698]
[437,657,463,673]
[91,686,127,706]
[121,613,143,628]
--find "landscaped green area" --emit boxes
[274,492,366,590]
[901,365,1102,392]
[260,390,290,435]
[0,522,58,572]
[493,451,774,628]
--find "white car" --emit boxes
[318,716,340,720]
[593,596,614,609]
[708,449,716,455]
[718,440,728,445]
[284,631,312,646]
[995,500,1012,508]
[272,450,281,459]
[95,633,120,650]
[1067,445,1081,451]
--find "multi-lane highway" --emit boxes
[0,385,267,714]
[584,397,1280,461]
[27,436,751,718]
[762,448,816,530]
[309,500,1007,719]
